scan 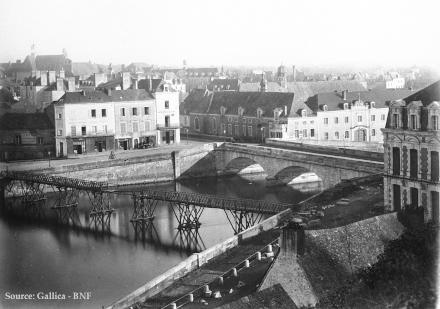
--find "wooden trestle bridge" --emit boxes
[0,171,295,235]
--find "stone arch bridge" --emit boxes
[213,143,383,189]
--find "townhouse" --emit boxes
[287,88,415,146]
[382,80,439,223]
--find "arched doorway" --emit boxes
[354,128,367,142]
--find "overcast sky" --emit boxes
[1,0,439,71]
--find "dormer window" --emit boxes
[323,105,328,111]
[220,106,226,115]
[343,103,349,110]
[370,102,376,108]
[301,109,307,117]
[409,114,418,130]
[274,109,282,120]
[392,113,400,129]
[257,108,263,118]
[238,107,244,117]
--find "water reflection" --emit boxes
[0,173,318,308]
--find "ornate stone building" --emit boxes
[382,80,439,223]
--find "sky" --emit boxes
[1,0,439,71]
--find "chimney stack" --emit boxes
[149,77,152,92]
[40,71,48,86]
[122,72,131,90]
[67,77,75,92]
[56,78,64,91]
[133,79,138,90]
[48,71,56,84]
[342,90,348,100]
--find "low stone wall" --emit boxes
[265,139,384,162]
[25,143,220,186]
[106,208,293,309]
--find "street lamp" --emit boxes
[185,128,189,144]
[223,129,226,143]
[48,151,51,167]
[260,127,264,144]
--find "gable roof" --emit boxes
[35,55,71,72]
[0,113,53,130]
[403,80,440,106]
[57,89,153,104]
[304,88,416,114]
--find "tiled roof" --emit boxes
[239,82,286,92]
[305,88,416,113]
[71,62,100,76]
[35,55,71,72]
[138,78,163,93]
[57,89,153,104]
[181,89,212,114]
[208,92,294,117]
[97,77,123,89]
[208,78,240,91]
[0,113,53,130]
[403,80,440,106]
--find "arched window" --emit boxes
[343,103,349,110]
[323,105,328,111]
[301,109,307,117]
[257,108,263,118]
[220,106,226,115]
[194,117,200,130]
[238,107,244,117]
[370,102,376,108]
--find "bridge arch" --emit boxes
[223,157,266,176]
[272,165,323,190]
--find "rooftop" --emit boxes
[57,89,154,104]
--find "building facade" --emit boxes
[0,113,55,161]
[287,89,415,146]
[182,89,294,142]
[382,81,440,223]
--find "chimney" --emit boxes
[48,71,56,84]
[56,78,64,91]
[67,77,75,92]
[284,105,287,116]
[122,72,131,90]
[292,65,296,81]
[59,69,65,79]
[133,79,138,90]
[40,71,48,86]
[342,90,348,100]
[149,77,152,92]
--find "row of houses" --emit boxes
[0,78,180,160]
[181,77,417,145]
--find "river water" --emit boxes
[0,174,318,309]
